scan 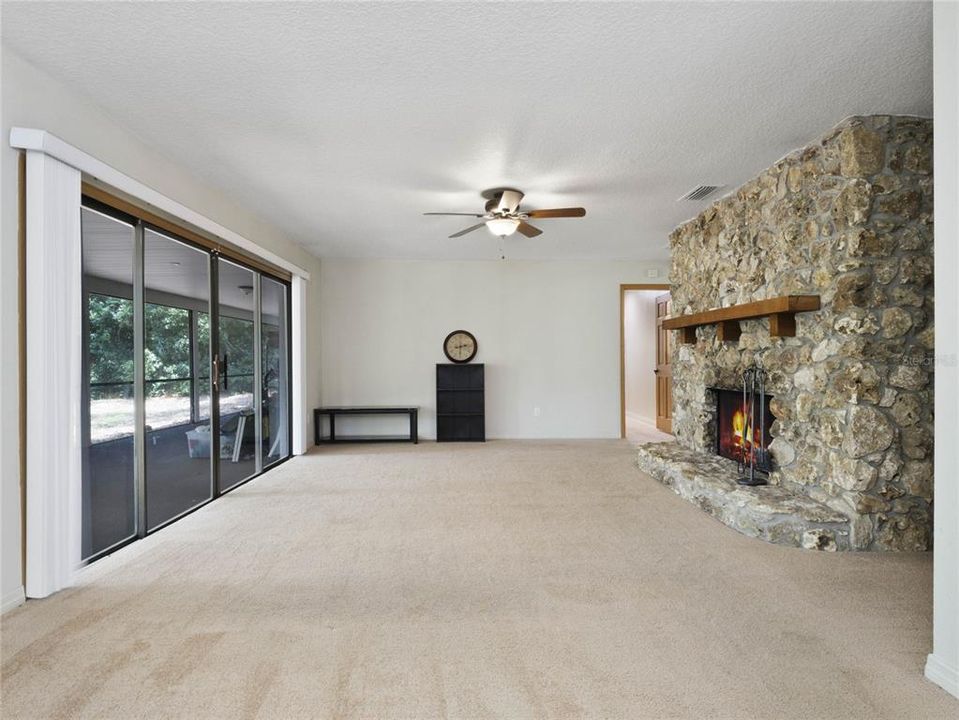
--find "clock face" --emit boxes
[444,330,477,363]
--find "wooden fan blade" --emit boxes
[424,212,485,217]
[449,222,486,238]
[525,207,586,218]
[516,221,543,238]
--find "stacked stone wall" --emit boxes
[669,116,933,550]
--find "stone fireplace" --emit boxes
[637,115,934,551]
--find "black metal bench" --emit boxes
[314,406,419,444]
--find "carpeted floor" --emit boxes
[2,440,956,719]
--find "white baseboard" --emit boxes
[1,586,26,614]
[926,653,959,699]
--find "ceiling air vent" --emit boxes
[678,185,724,202]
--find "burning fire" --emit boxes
[731,407,761,461]
[716,389,771,467]
[732,409,746,446]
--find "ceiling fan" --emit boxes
[424,188,586,238]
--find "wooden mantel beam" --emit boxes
[663,295,820,341]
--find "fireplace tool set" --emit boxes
[737,365,771,486]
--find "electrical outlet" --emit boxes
[647,268,660,278]
[533,406,541,417]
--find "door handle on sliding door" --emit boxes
[212,356,219,391]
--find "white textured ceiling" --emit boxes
[2,2,932,261]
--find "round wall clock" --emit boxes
[443,330,478,364]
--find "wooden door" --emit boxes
[655,293,673,434]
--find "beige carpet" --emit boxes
[2,440,956,719]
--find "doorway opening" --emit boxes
[620,284,672,443]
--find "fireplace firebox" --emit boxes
[713,387,774,466]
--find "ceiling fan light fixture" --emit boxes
[486,217,520,237]
[425,188,585,239]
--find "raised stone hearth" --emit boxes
[641,115,934,551]
[637,442,850,550]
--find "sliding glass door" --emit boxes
[80,199,292,562]
[81,205,138,560]
[261,277,290,468]
[144,229,214,530]
[216,259,258,491]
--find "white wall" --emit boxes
[0,45,323,611]
[927,2,959,699]
[623,290,660,426]
[320,258,669,440]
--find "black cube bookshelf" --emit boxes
[436,364,485,442]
